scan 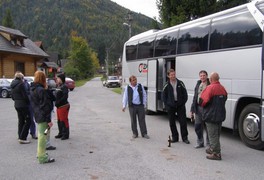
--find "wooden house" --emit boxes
[0,25,49,78]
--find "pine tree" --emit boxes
[157,0,249,28]
[2,8,15,28]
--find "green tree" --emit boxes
[151,17,161,30]
[63,61,80,80]
[157,0,249,27]
[66,32,100,79]
[2,8,14,28]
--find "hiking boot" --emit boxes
[183,139,190,144]
[171,138,178,143]
[206,153,222,160]
[143,134,150,139]
[206,148,213,154]
[61,136,69,140]
[132,134,138,138]
[55,134,62,139]
[194,144,204,148]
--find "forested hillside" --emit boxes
[0,0,155,64]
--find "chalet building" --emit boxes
[34,42,59,78]
[0,25,49,78]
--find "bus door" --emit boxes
[157,58,176,111]
[147,59,158,112]
[261,28,264,142]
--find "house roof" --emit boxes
[0,26,49,58]
[0,26,27,38]
[41,61,59,69]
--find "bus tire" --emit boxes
[238,103,264,150]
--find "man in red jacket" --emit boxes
[200,72,227,160]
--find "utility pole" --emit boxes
[105,41,116,76]
[123,11,133,38]
[105,48,109,76]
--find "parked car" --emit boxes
[102,80,107,86]
[106,76,121,88]
[24,76,34,84]
[47,78,57,89]
[65,77,75,91]
[0,78,12,98]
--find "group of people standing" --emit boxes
[11,71,70,164]
[122,69,227,161]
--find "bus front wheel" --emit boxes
[238,103,264,150]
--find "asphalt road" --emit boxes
[0,77,264,180]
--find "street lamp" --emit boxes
[123,22,131,39]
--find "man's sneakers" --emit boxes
[18,139,30,144]
[171,138,178,143]
[171,138,190,144]
[132,134,138,138]
[132,134,150,139]
[194,144,204,148]
[206,153,222,160]
[205,148,222,160]
[183,139,190,144]
[143,134,150,139]
[206,148,213,154]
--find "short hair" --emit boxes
[14,71,24,79]
[199,70,208,76]
[129,75,137,82]
[33,71,47,87]
[167,69,175,76]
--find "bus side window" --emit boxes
[210,11,262,50]
[177,23,210,54]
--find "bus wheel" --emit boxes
[238,103,264,150]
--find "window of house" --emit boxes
[15,62,25,74]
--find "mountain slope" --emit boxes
[0,0,154,63]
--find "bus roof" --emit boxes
[125,0,264,44]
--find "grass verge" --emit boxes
[75,77,93,87]
[112,88,122,94]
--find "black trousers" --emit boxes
[167,105,188,141]
[15,107,31,140]
[128,104,147,136]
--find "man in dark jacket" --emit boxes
[190,70,210,148]
[11,71,31,144]
[200,72,227,160]
[163,69,190,144]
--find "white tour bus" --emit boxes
[122,0,264,150]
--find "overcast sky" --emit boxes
[110,0,159,19]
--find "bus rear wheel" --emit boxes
[238,103,264,150]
